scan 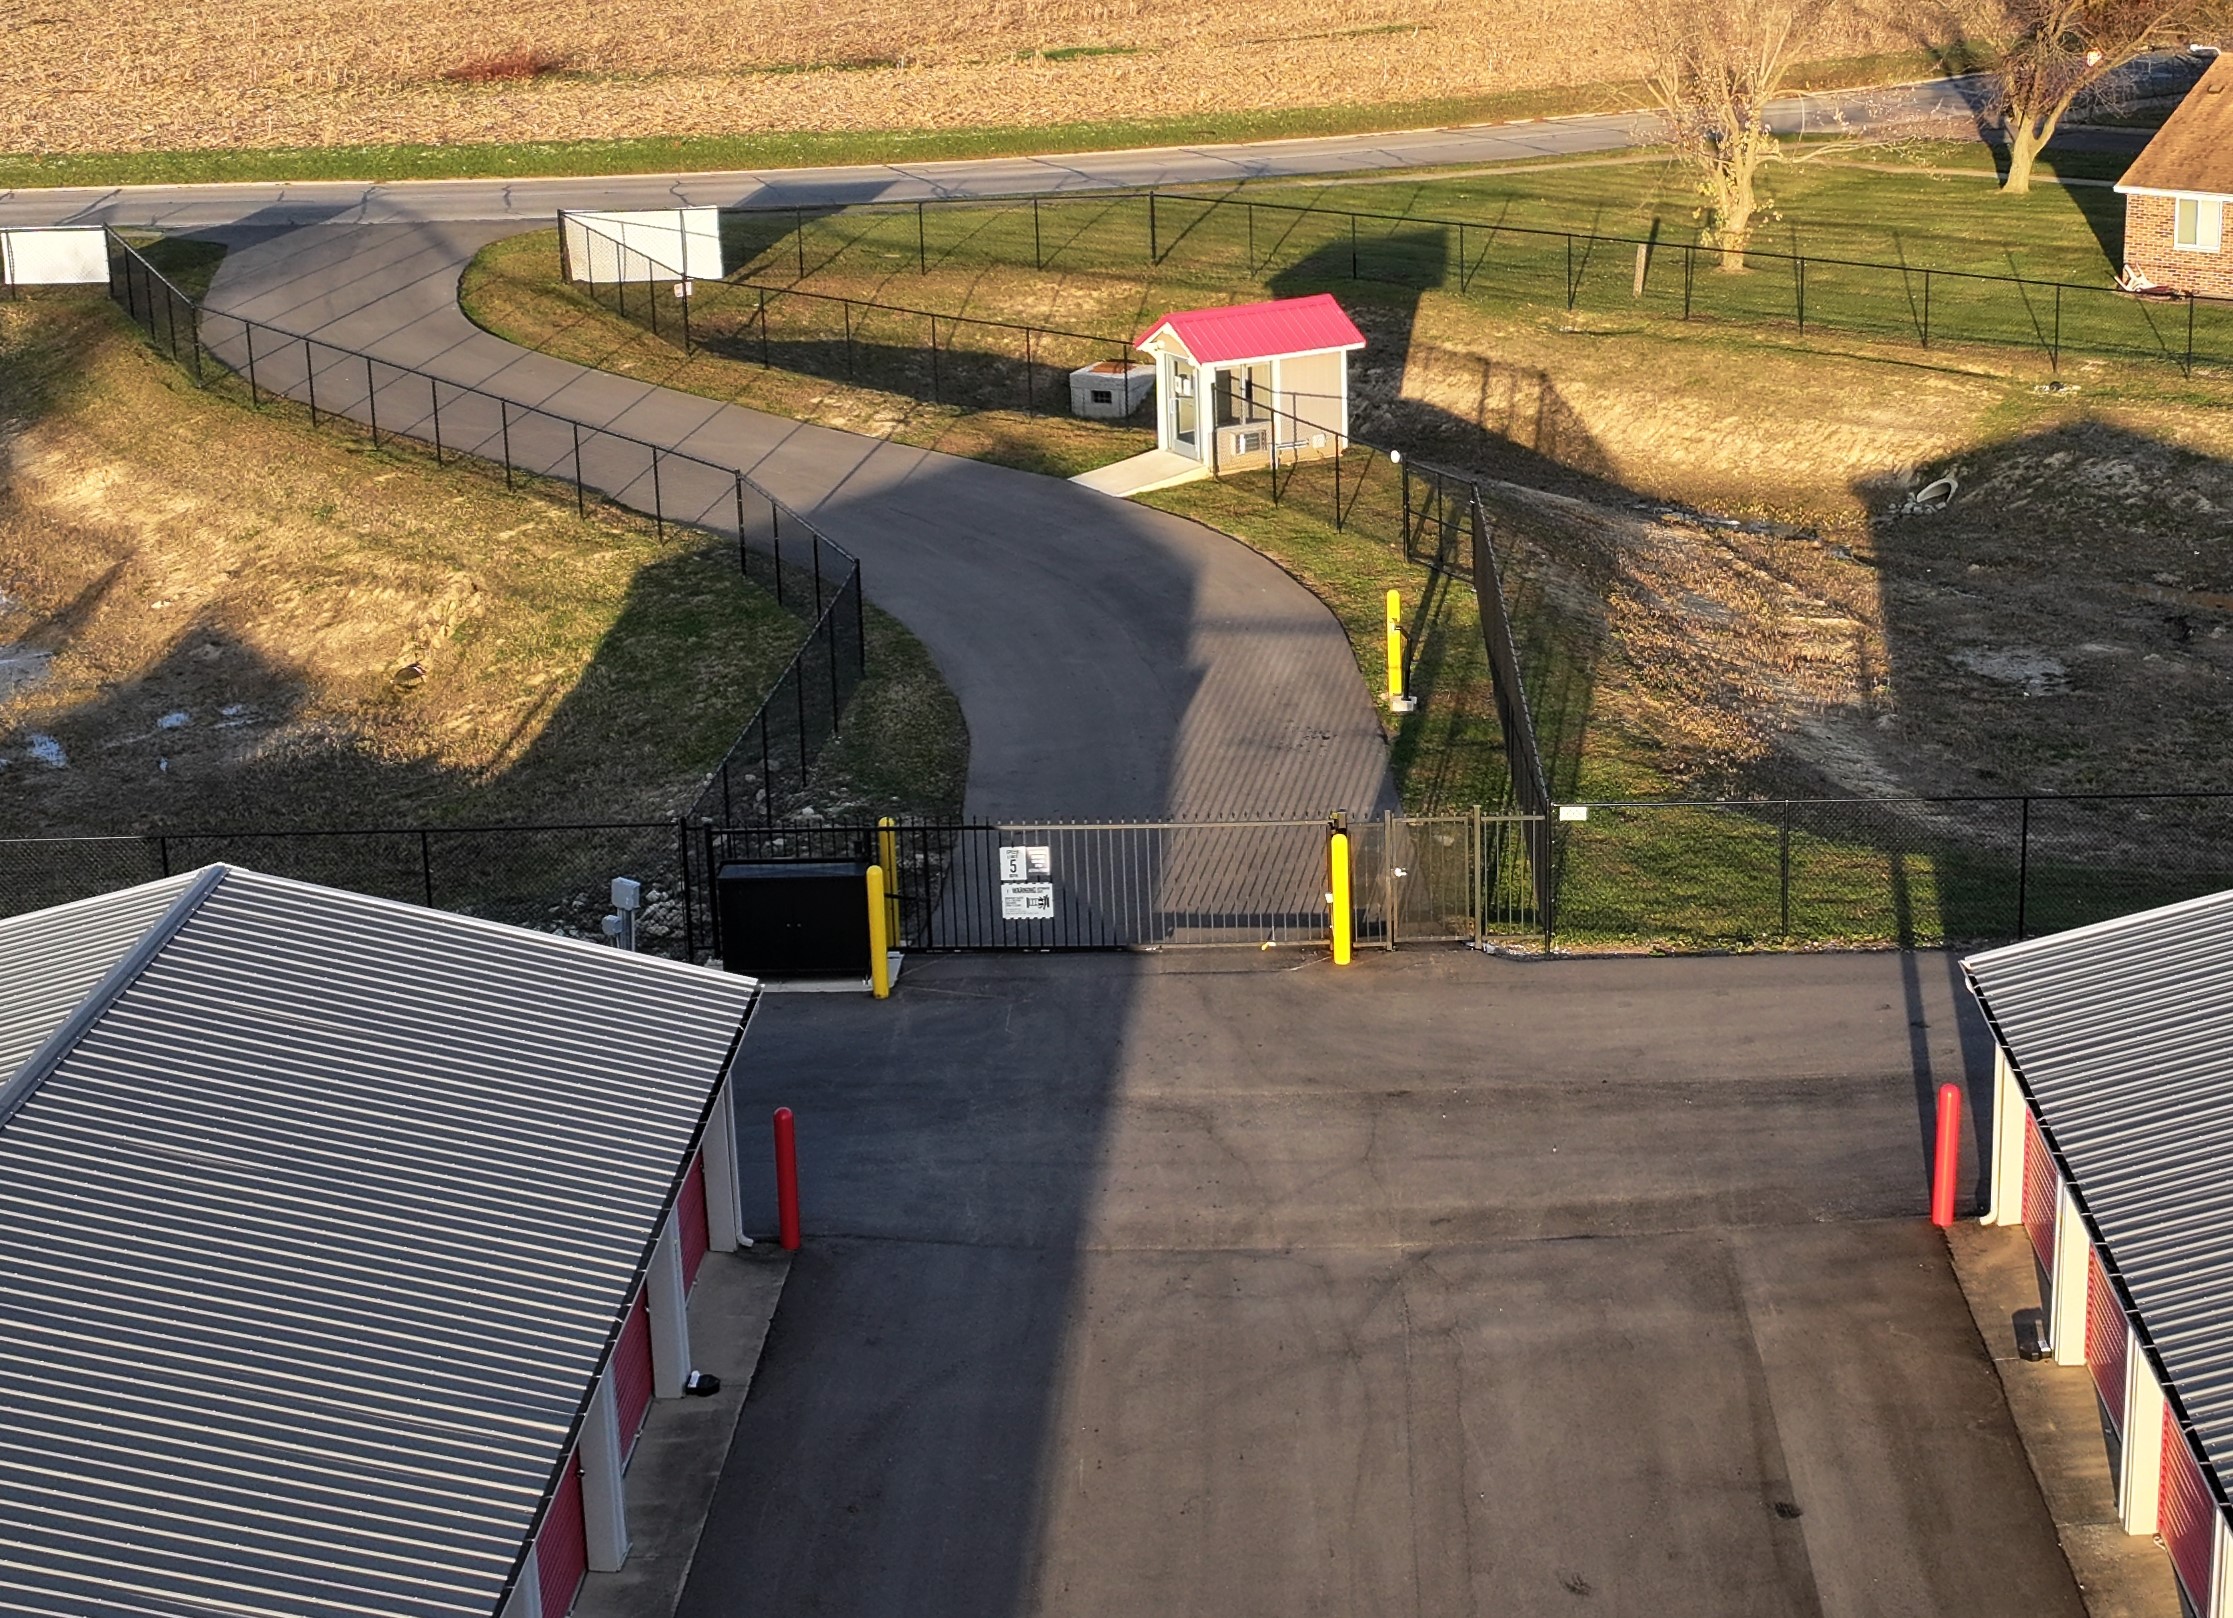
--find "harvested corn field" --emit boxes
[3,0,1985,156]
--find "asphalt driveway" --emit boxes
[697,948,2083,1618]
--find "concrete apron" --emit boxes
[575,1246,790,1618]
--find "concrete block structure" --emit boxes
[1134,293,1366,475]
[1967,892,2233,1618]
[2116,55,2233,299]
[1069,359,1154,418]
[0,866,759,1618]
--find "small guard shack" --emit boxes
[1134,293,1365,474]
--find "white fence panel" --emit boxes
[562,208,721,283]
[3,227,109,287]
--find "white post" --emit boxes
[703,1084,743,1253]
[2212,1507,2232,1618]
[2124,1348,2166,1534]
[1338,347,1351,449]
[1155,351,1173,453]
[2051,1184,2090,1366]
[1984,1046,2028,1225]
[577,1380,629,1571]
[502,1549,544,1618]
[647,1214,690,1398]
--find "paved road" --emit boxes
[0,80,1995,230]
[701,946,2080,1618]
[198,221,1394,820]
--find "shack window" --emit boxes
[1091,388,1114,404]
[1216,363,1272,426]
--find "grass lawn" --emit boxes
[0,293,965,842]
[465,151,2233,948]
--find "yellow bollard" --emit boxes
[866,864,891,999]
[1385,588,1403,701]
[876,816,901,941]
[1329,829,1353,966]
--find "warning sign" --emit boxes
[1000,882,1056,920]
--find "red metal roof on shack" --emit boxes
[1135,293,1367,365]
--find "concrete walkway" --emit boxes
[705,947,2086,1618]
[196,221,1393,821]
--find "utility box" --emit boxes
[715,860,869,977]
[1070,360,1154,418]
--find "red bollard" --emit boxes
[773,1106,801,1252]
[1930,1083,1962,1228]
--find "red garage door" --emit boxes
[612,1288,654,1456]
[536,1449,588,1618]
[2160,1405,2219,1614]
[2085,1251,2129,1436]
[2022,1110,2059,1273]
[679,1152,710,1291]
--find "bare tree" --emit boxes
[1985,0,2221,194]
[1637,0,1834,271]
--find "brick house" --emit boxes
[2115,53,2233,299]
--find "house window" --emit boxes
[2175,196,2224,253]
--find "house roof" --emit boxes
[0,866,759,1618]
[2118,54,2233,197]
[1134,293,1367,365]
[1964,890,2233,1500]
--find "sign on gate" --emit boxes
[1000,882,1056,920]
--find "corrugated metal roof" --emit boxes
[1134,293,1367,365]
[0,866,758,1618]
[1966,890,2233,1500]
[0,872,200,1085]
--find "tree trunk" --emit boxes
[2001,103,2066,196]
[1715,146,1762,272]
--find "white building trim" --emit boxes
[2051,1182,2092,1365]
[1984,1045,2027,1226]
[647,1213,691,1398]
[502,1549,544,1618]
[2126,1353,2168,1534]
[577,1376,630,1571]
[703,1080,744,1253]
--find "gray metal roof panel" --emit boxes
[1966,889,2233,1495]
[0,873,198,1081]
[0,867,758,1618]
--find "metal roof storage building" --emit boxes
[1967,892,2233,1618]
[0,866,760,1618]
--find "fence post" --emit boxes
[1922,269,1933,348]
[811,530,825,613]
[1351,213,1360,280]
[429,377,443,465]
[929,316,940,404]
[304,339,318,426]
[1683,245,1694,320]
[917,200,927,274]
[1333,442,1344,530]
[759,288,771,366]
[245,323,260,406]
[1384,807,1398,951]
[681,283,692,354]
[651,448,664,539]
[572,422,586,516]
[796,207,806,279]
[1795,257,1806,334]
[2051,283,2063,375]
[878,817,901,941]
[1024,328,1035,416]
[678,817,696,962]
[365,356,380,447]
[500,400,513,489]
[1471,803,1484,944]
[2186,294,2197,376]
[735,473,749,577]
[157,834,172,879]
[418,829,435,908]
[1149,190,1159,264]
[2015,795,2031,940]
[1778,799,1792,935]
[842,300,854,375]
[1249,201,1257,272]
[1033,196,1043,270]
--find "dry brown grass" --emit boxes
[0,297,812,833]
[1,0,1984,155]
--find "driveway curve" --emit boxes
[201,221,1396,821]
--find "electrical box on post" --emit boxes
[714,861,871,977]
